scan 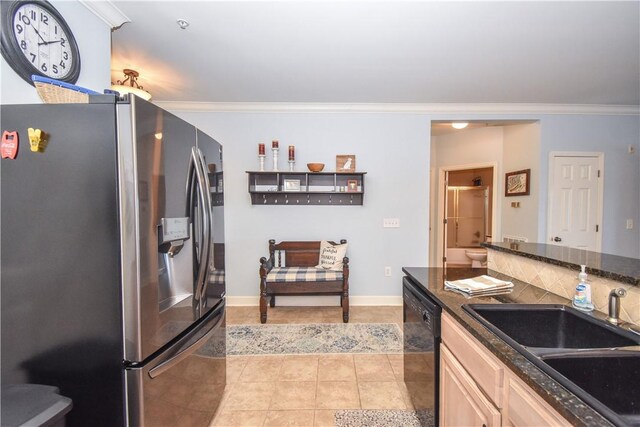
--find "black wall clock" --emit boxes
[1,0,81,85]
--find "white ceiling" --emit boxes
[109,1,640,105]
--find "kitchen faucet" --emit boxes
[607,288,627,325]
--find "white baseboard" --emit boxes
[226,295,402,307]
[350,296,403,306]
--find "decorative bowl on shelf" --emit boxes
[307,163,325,172]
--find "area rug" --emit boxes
[335,409,434,427]
[221,323,402,355]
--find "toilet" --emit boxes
[465,248,487,268]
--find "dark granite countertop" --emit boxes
[483,242,640,287]
[402,266,616,427]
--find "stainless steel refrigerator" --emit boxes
[1,95,226,427]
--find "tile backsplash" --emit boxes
[488,249,640,325]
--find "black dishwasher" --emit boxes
[403,276,441,426]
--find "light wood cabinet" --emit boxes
[440,344,501,427]
[440,312,570,427]
[503,373,572,427]
[441,311,504,407]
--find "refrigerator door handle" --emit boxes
[186,147,210,304]
[148,302,224,379]
[185,148,200,302]
[192,147,211,305]
[195,148,214,303]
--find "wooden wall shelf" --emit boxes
[246,171,366,205]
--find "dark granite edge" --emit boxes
[482,242,640,286]
[402,267,615,427]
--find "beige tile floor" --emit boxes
[210,305,423,427]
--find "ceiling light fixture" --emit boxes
[177,19,189,29]
[111,69,152,101]
[451,122,469,130]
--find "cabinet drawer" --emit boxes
[441,312,504,407]
[504,373,572,427]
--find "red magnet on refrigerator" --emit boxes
[1,131,19,159]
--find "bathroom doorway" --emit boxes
[442,167,494,267]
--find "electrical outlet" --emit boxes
[383,218,400,228]
[384,266,392,277]
[627,219,634,229]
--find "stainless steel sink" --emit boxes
[462,304,640,427]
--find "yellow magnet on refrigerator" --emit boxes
[27,128,46,152]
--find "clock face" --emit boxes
[1,0,80,85]
[13,3,73,79]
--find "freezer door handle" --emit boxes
[148,302,224,379]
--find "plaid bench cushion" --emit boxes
[267,267,343,283]
[208,270,225,284]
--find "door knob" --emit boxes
[553,236,562,242]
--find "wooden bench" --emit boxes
[259,239,349,323]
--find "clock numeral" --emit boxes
[54,25,58,35]
[41,13,49,25]
[59,60,66,69]
[16,24,23,34]
[63,52,68,60]
[41,63,47,73]
[30,10,36,20]
[60,38,66,47]
[52,64,58,74]
[21,15,30,25]
[30,53,36,63]
[20,40,27,50]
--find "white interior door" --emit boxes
[548,154,603,251]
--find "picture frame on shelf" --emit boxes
[346,179,359,192]
[283,179,301,192]
[336,155,356,172]
[505,169,530,196]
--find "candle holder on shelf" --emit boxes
[288,145,295,171]
[258,143,266,171]
[288,160,295,171]
[272,148,279,171]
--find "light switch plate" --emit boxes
[383,218,400,228]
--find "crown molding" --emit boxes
[79,0,130,29]
[155,101,639,116]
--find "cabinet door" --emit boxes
[440,345,501,427]
[504,373,572,427]
[441,312,504,407]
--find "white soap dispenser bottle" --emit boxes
[572,265,594,311]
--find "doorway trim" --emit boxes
[547,151,604,252]
[434,161,500,267]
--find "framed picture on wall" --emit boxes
[505,169,530,196]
